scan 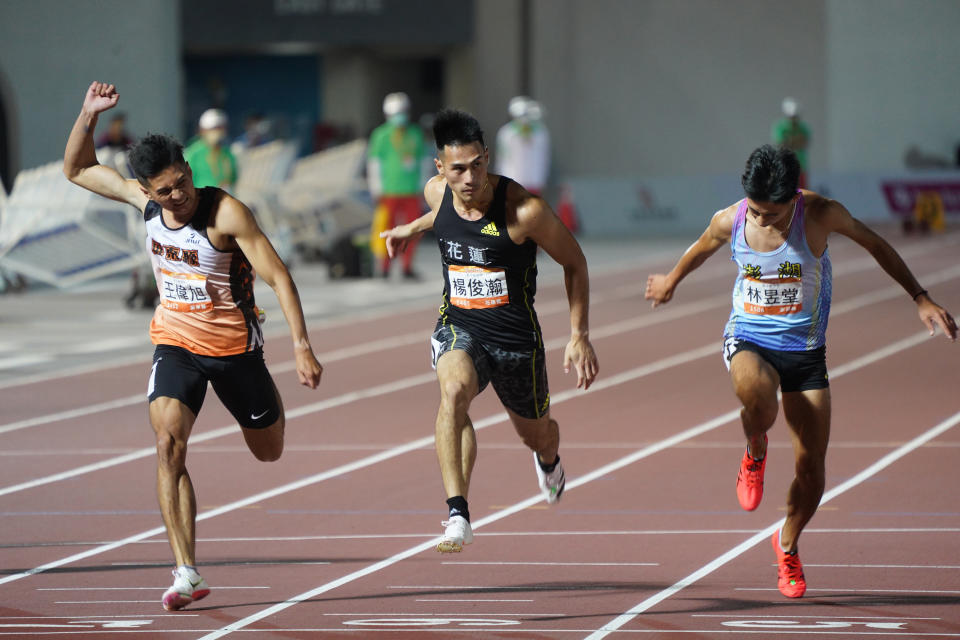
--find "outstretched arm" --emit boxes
[822,200,957,340]
[517,191,598,390]
[379,174,441,258]
[218,195,324,388]
[63,82,146,209]
[645,206,734,307]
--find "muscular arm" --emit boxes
[515,189,599,389]
[63,82,146,209]
[645,206,734,307]
[217,195,324,387]
[817,198,957,340]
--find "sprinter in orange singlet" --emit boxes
[64,81,323,611]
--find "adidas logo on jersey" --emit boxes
[480,222,500,236]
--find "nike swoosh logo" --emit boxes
[250,410,269,420]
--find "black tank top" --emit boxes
[434,176,542,350]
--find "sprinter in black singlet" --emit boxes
[381,109,599,552]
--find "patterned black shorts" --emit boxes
[430,322,550,420]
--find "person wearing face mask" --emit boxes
[367,92,428,279]
[495,96,551,197]
[184,108,238,191]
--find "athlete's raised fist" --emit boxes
[82,81,119,115]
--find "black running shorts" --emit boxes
[147,344,281,429]
[722,336,829,392]
[431,322,550,420]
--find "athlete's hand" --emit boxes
[82,81,119,116]
[916,295,958,341]
[564,335,599,390]
[380,226,413,259]
[295,347,323,389]
[645,273,674,308]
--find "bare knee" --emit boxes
[439,378,473,414]
[740,394,779,428]
[251,438,283,462]
[154,428,187,471]
[520,418,555,451]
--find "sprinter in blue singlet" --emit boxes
[645,145,956,599]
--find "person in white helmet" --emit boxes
[495,96,551,196]
[367,92,428,279]
[771,97,811,188]
[184,108,237,191]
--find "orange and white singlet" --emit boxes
[144,187,263,356]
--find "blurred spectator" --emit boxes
[495,96,551,195]
[184,108,237,190]
[96,112,133,150]
[232,112,273,155]
[771,97,811,188]
[367,92,428,279]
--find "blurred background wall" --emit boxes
[1,0,958,191]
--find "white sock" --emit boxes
[778,530,793,554]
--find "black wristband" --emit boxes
[912,289,928,301]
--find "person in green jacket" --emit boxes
[184,108,237,191]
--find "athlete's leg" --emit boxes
[779,388,831,551]
[729,350,780,458]
[240,377,285,462]
[149,397,199,567]
[507,408,558,466]
[435,349,480,499]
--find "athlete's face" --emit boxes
[436,143,489,202]
[141,163,197,216]
[745,197,796,229]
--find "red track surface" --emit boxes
[1,231,959,639]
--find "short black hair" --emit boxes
[433,108,485,151]
[128,133,185,185]
[741,144,801,203]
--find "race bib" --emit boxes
[159,269,213,312]
[741,276,802,315]
[448,265,509,309]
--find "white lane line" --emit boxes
[13,527,958,551]
[321,612,568,616]
[416,599,535,603]
[801,564,960,569]
[7,253,958,438]
[53,600,155,604]
[0,339,718,586]
[37,586,268,591]
[441,562,659,567]
[693,614,940,620]
[734,588,960,594]
[390,586,540,590]
[583,409,960,640]
[192,333,942,640]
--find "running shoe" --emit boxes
[534,452,565,504]
[437,515,473,553]
[736,435,767,511]
[161,566,210,611]
[771,529,806,598]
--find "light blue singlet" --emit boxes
[723,195,832,351]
